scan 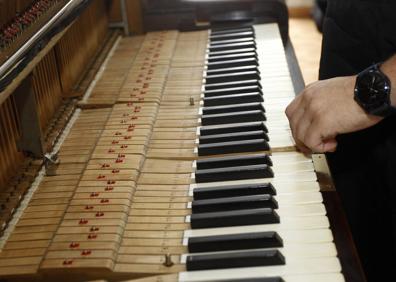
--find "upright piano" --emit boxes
[0,1,365,281]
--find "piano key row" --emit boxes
[175,24,343,282]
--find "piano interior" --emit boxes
[0,1,365,281]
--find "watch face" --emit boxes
[356,69,391,108]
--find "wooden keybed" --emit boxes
[0,3,366,279]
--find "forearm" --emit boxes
[380,54,396,106]
[285,54,396,153]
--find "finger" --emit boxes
[295,139,312,154]
[304,120,337,153]
[285,93,303,119]
[322,138,338,152]
[289,106,305,138]
[295,112,313,148]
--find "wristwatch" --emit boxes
[354,63,396,117]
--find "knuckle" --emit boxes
[315,114,328,128]
[304,132,318,149]
[290,118,299,133]
[304,88,315,99]
[285,106,291,118]
[296,125,305,141]
[311,106,322,118]
[303,136,313,149]
[308,99,322,117]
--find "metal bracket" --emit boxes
[14,75,44,158]
[109,0,130,35]
[44,152,60,176]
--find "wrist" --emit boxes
[380,56,396,107]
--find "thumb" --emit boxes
[322,138,338,152]
[311,138,337,153]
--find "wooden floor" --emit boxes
[289,18,323,86]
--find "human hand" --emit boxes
[285,76,383,153]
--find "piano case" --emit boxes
[141,0,289,45]
[140,0,305,95]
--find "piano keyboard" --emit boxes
[0,23,344,282]
[133,24,343,282]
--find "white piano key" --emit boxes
[272,161,314,174]
[270,151,312,162]
[277,203,326,217]
[283,274,345,282]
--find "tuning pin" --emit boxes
[189,97,195,106]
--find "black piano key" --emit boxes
[202,102,265,115]
[209,47,258,57]
[200,122,268,136]
[203,92,263,107]
[191,194,278,213]
[207,57,258,69]
[197,139,270,157]
[199,130,269,145]
[194,164,274,183]
[211,27,253,35]
[205,71,260,84]
[204,85,262,97]
[190,208,280,229]
[186,249,285,271]
[206,65,259,76]
[193,183,277,200]
[209,41,256,53]
[188,231,283,253]
[206,50,259,61]
[204,86,262,98]
[205,79,261,91]
[208,52,257,64]
[213,278,284,282]
[210,37,255,45]
[196,154,272,170]
[210,38,255,46]
[211,28,252,34]
[201,110,265,126]
[210,30,254,41]
[209,34,255,46]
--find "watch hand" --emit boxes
[371,75,376,88]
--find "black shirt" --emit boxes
[319,1,396,280]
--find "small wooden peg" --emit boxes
[163,253,174,267]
